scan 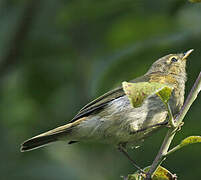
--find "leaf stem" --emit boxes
[166,144,181,156]
[145,71,201,180]
[165,102,176,128]
[167,135,201,156]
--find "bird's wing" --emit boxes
[70,75,150,123]
[70,86,125,122]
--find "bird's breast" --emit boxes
[73,94,168,145]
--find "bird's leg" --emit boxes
[118,143,145,174]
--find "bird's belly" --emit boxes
[73,95,168,145]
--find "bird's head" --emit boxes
[147,49,194,79]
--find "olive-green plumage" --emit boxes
[21,49,193,152]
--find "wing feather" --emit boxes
[70,75,149,123]
[70,87,125,122]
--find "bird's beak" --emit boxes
[182,49,194,60]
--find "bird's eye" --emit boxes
[171,57,178,62]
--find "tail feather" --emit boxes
[21,123,73,152]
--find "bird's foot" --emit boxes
[177,122,184,131]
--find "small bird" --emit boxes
[21,50,193,159]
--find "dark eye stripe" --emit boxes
[171,57,178,62]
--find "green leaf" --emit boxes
[122,82,173,108]
[126,166,176,180]
[126,173,142,180]
[167,136,201,155]
[156,87,173,103]
[179,136,201,148]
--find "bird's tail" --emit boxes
[20,123,74,152]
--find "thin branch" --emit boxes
[175,72,201,126]
[118,145,145,174]
[145,71,201,180]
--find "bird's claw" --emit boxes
[177,122,184,131]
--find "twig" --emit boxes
[118,145,145,174]
[145,71,201,179]
[174,72,201,126]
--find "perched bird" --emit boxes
[21,50,193,159]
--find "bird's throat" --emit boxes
[149,73,185,113]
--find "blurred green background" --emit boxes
[0,0,201,180]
